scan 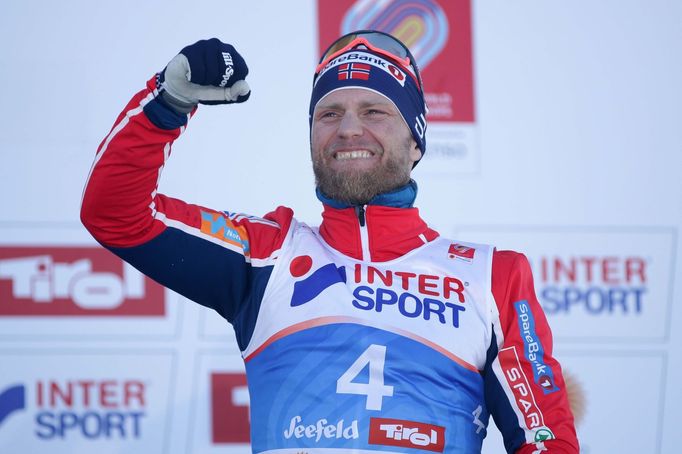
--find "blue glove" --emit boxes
[161,38,251,113]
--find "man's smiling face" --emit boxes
[311,88,421,205]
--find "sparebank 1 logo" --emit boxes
[288,255,468,328]
[513,301,559,394]
[0,247,164,316]
[0,379,147,439]
[535,254,648,316]
[318,0,475,123]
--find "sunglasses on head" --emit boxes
[316,30,423,91]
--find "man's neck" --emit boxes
[315,180,418,209]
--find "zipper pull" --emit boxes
[355,205,366,227]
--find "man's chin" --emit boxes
[316,174,375,205]
[313,158,410,206]
[318,175,408,206]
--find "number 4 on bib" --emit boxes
[336,344,394,411]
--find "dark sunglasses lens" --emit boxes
[363,32,408,58]
[322,34,358,60]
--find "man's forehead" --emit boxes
[316,87,396,109]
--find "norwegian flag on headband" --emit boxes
[338,63,371,80]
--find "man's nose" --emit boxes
[337,112,364,138]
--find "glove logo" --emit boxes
[219,52,235,87]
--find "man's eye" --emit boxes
[320,111,338,118]
[367,109,387,116]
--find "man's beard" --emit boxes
[312,143,412,206]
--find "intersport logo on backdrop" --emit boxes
[455,227,675,340]
[0,247,164,316]
[537,251,649,316]
[0,378,147,440]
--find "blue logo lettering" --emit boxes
[513,300,559,394]
[352,286,465,327]
[34,410,144,439]
[540,286,645,315]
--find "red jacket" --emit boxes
[82,76,579,453]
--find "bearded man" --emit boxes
[81,32,578,453]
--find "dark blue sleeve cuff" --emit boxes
[143,94,189,130]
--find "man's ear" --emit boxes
[409,139,422,163]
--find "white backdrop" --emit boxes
[1,1,680,453]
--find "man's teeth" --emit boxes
[336,150,373,160]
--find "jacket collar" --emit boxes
[316,181,439,262]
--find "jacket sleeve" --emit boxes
[80,75,293,349]
[483,250,579,453]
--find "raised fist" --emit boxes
[161,38,251,113]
